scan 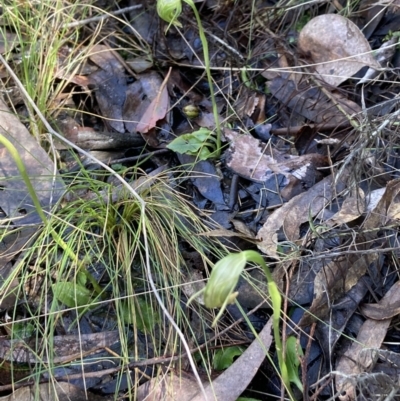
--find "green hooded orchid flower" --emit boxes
[156,0,183,28]
[187,250,294,399]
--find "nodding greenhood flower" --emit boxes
[187,250,275,327]
[187,252,250,327]
[157,0,183,28]
[203,252,246,309]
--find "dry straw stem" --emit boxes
[0,53,208,398]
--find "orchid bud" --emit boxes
[156,0,183,28]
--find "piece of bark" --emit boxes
[56,127,144,150]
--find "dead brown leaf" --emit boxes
[224,130,329,201]
[298,14,380,86]
[0,31,17,54]
[326,188,365,227]
[136,373,200,401]
[268,75,361,125]
[189,318,273,401]
[361,300,400,320]
[0,98,64,224]
[136,68,171,146]
[0,382,108,401]
[0,331,120,365]
[335,280,400,401]
[256,174,346,259]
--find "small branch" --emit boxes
[63,5,143,29]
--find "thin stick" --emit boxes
[63,5,143,29]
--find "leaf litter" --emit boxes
[1,1,400,400]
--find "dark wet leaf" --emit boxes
[178,154,225,206]
[268,76,361,126]
[85,45,128,133]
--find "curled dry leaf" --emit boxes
[326,187,365,227]
[256,174,346,259]
[268,75,361,125]
[136,68,172,146]
[358,36,398,84]
[0,98,64,224]
[336,280,400,401]
[224,130,329,201]
[298,14,380,86]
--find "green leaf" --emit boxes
[167,128,215,160]
[213,346,244,371]
[197,146,213,160]
[286,335,304,391]
[121,298,160,332]
[76,271,87,287]
[236,398,262,401]
[11,322,36,339]
[52,281,93,309]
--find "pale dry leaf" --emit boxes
[182,270,205,305]
[136,373,201,401]
[256,174,344,258]
[0,98,64,224]
[326,187,365,226]
[189,318,273,401]
[298,14,380,86]
[0,382,107,401]
[335,280,400,401]
[363,179,400,241]
[224,130,328,200]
